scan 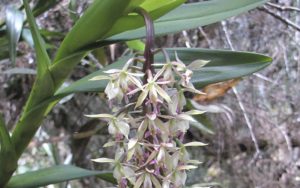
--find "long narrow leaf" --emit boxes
[50,0,184,88]
[0,115,11,154]
[10,0,132,164]
[55,48,272,96]
[1,67,37,75]
[54,56,127,96]
[164,48,272,88]
[54,0,131,62]
[7,165,115,188]
[18,0,55,109]
[23,0,51,74]
[51,0,131,90]
[5,6,24,66]
[0,115,17,187]
[104,0,267,43]
[103,0,185,38]
[10,0,56,159]
[0,37,9,60]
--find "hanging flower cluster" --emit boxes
[87,53,209,188]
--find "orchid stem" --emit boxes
[135,8,155,113]
[135,7,155,83]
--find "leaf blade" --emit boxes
[1,67,37,75]
[23,0,51,74]
[55,48,272,96]
[5,6,24,66]
[51,0,131,90]
[103,0,185,38]
[7,165,115,188]
[104,0,267,43]
[0,115,17,187]
[54,0,131,62]
[164,48,272,88]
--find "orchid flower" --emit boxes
[87,51,208,188]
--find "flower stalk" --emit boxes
[135,7,155,82]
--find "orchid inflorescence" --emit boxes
[87,51,209,188]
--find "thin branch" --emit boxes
[198,27,212,48]
[276,125,293,161]
[253,73,276,84]
[182,30,192,48]
[266,2,300,12]
[232,87,261,158]
[221,21,261,159]
[260,6,300,32]
[221,21,235,50]
[87,53,103,69]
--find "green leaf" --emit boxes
[49,0,184,89]
[51,0,132,90]
[103,0,185,38]
[39,29,65,38]
[22,29,60,50]
[17,0,55,109]
[164,48,272,88]
[54,0,131,62]
[55,56,127,96]
[0,115,17,187]
[0,37,9,60]
[10,0,133,165]
[102,0,267,43]
[10,0,56,160]
[1,67,36,75]
[124,0,146,14]
[0,115,11,154]
[141,0,182,12]
[55,48,272,97]
[68,0,79,22]
[23,0,51,75]
[7,165,115,188]
[5,6,24,66]
[21,29,34,47]
[126,39,145,51]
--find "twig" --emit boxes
[87,53,103,69]
[182,30,192,48]
[198,27,212,48]
[221,21,261,159]
[266,2,300,12]
[221,21,235,50]
[260,6,300,32]
[253,73,276,84]
[277,124,293,161]
[232,87,261,158]
[28,135,70,148]
[110,44,116,61]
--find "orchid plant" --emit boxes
[86,9,210,188]
[0,0,271,187]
